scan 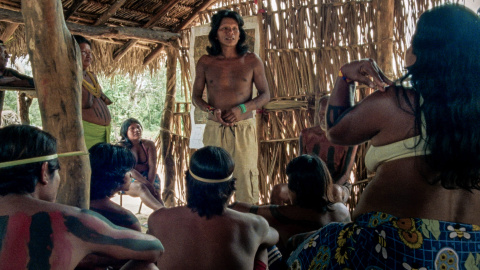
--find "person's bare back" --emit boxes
[148,207,276,270]
[148,146,278,269]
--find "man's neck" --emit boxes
[220,46,239,59]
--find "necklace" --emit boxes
[82,71,101,98]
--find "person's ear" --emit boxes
[39,162,50,186]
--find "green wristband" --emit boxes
[238,103,247,114]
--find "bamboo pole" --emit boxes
[160,45,178,207]
[375,0,395,77]
[22,0,91,208]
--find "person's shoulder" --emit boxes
[226,208,269,229]
[142,139,156,148]
[198,54,214,64]
[243,51,261,61]
[150,206,186,220]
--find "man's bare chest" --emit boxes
[204,61,254,83]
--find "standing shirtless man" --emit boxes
[74,35,113,149]
[192,10,270,204]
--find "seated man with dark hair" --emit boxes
[148,146,279,270]
[0,125,163,270]
[0,40,34,87]
[77,143,144,270]
[88,143,141,231]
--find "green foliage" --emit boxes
[3,61,186,142]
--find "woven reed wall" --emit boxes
[159,0,455,206]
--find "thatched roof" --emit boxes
[0,0,216,75]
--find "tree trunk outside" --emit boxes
[17,92,32,125]
[22,0,91,208]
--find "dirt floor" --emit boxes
[111,194,154,233]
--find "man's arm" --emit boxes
[71,209,163,263]
[145,140,157,185]
[244,53,270,112]
[192,56,228,125]
[2,68,34,87]
[335,145,358,185]
[255,215,279,247]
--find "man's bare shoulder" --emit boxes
[150,206,189,219]
[142,139,156,149]
[225,208,269,228]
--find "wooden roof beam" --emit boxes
[0,22,19,42]
[64,0,87,21]
[113,0,177,61]
[143,0,178,29]
[143,44,165,66]
[175,0,218,31]
[0,8,179,43]
[93,0,127,26]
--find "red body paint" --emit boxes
[0,213,31,270]
[49,212,72,269]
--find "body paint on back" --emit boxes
[0,213,31,270]
[49,211,72,269]
[0,216,8,252]
[27,212,53,270]
[65,209,163,252]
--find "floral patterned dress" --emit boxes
[287,212,480,270]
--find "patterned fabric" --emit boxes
[141,170,161,190]
[287,212,480,270]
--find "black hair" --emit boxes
[206,9,248,56]
[119,118,142,149]
[0,125,59,195]
[399,4,480,190]
[186,146,236,219]
[89,143,136,200]
[287,155,333,212]
[73,35,92,47]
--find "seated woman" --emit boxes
[118,118,164,210]
[287,4,480,269]
[231,155,351,254]
[0,125,163,270]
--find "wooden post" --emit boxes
[375,0,395,78]
[22,0,91,208]
[0,91,4,122]
[160,45,177,207]
[256,1,269,203]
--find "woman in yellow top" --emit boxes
[287,4,480,269]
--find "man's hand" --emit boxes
[0,76,21,85]
[222,106,242,124]
[214,108,232,126]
